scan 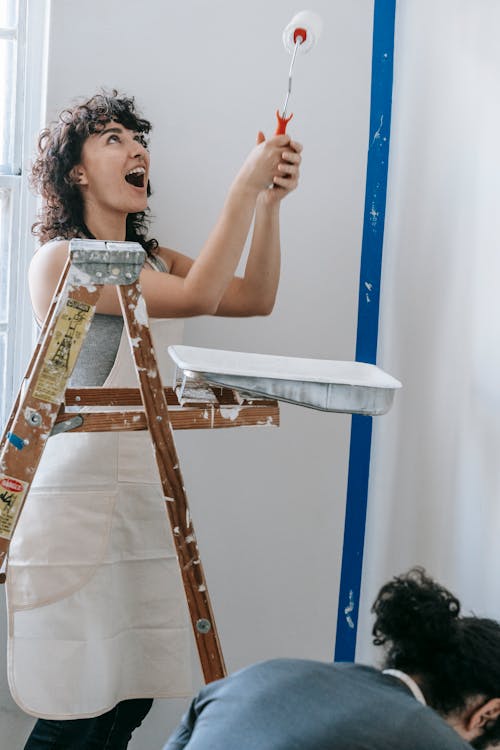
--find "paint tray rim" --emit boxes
[168,345,402,389]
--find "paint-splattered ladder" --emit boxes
[0,239,280,683]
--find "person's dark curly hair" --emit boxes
[372,567,500,748]
[31,90,158,254]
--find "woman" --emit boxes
[7,90,302,749]
[165,568,500,749]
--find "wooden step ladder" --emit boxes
[0,239,279,683]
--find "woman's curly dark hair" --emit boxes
[372,568,500,747]
[31,90,158,254]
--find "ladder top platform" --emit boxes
[168,345,402,416]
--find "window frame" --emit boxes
[0,0,51,427]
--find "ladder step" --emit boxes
[54,403,280,432]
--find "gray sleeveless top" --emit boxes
[70,253,169,386]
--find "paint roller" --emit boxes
[276,10,323,135]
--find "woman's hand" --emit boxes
[233,134,296,196]
[256,132,302,206]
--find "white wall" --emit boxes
[1,1,375,747]
[357,0,500,663]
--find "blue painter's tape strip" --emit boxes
[7,432,25,450]
[334,0,396,662]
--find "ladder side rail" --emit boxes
[0,263,102,567]
[117,282,227,683]
[0,258,72,448]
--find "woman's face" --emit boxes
[74,121,150,216]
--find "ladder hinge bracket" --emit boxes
[69,239,146,284]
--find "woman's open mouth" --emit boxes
[125,166,146,188]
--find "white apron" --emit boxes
[6,318,192,719]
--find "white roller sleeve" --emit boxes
[282,10,323,54]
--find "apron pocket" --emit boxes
[7,488,117,610]
[32,432,119,490]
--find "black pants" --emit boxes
[24,699,154,750]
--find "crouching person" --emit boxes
[164,568,500,749]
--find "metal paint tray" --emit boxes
[168,345,401,415]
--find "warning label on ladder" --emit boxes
[33,298,95,405]
[0,475,29,540]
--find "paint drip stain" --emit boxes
[344,589,355,629]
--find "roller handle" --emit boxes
[275,110,293,135]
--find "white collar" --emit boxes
[382,669,427,705]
